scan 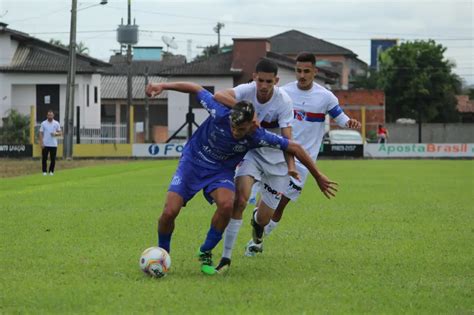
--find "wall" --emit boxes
[11,85,35,115]
[333,89,385,133]
[317,55,349,89]
[0,73,101,128]
[276,67,296,86]
[386,123,474,143]
[0,33,18,66]
[232,39,271,85]
[167,76,234,136]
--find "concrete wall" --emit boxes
[276,68,296,86]
[0,33,18,66]
[386,123,474,143]
[0,73,101,128]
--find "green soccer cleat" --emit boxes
[197,250,217,275]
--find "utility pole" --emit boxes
[125,0,132,143]
[64,0,107,159]
[144,66,150,143]
[64,0,77,159]
[117,1,138,143]
[213,22,225,53]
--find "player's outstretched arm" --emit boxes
[285,140,338,199]
[214,89,237,107]
[146,82,203,97]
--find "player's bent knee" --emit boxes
[217,200,233,217]
[234,194,248,211]
[160,206,180,222]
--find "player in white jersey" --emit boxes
[247,52,361,257]
[214,58,338,272]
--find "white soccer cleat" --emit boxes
[43,172,47,176]
[49,172,54,176]
[244,239,263,257]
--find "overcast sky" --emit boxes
[1,0,473,84]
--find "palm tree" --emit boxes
[76,41,89,55]
[49,38,89,54]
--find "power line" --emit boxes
[6,6,70,23]
[29,28,474,43]
[102,5,473,39]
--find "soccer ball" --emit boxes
[139,247,171,278]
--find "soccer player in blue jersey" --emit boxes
[145,81,338,275]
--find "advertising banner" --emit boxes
[0,144,33,157]
[320,144,363,157]
[364,143,474,158]
[133,143,185,157]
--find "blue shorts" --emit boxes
[168,158,235,205]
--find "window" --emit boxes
[86,84,90,107]
[189,86,214,109]
[94,86,98,104]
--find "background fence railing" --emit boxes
[34,124,127,144]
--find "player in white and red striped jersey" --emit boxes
[259,52,361,245]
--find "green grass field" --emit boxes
[0,160,472,314]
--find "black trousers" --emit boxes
[42,147,57,173]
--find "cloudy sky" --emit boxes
[1,0,473,84]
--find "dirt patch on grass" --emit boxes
[0,158,129,178]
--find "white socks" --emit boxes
[222,218,243,259]
[264,219,279,236]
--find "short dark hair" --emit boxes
[47,109,55,114]
[296,52,316,65]
[230,101,255,126]
[255,58,278,75]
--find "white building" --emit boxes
[0,22,109,128]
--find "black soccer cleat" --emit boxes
[215,257,231,273]
[251,209,264,244]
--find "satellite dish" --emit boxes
[162,35,178,51]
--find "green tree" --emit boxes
[351,69,380,90]
[0,110,30,144]
[378,40,461,122]
[193,44,232,62]
[49,38,89,54]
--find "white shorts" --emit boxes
[235,158,288,210]
[284,162,310,201]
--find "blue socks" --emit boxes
[158,232,172,253]
[159,226,223,254]
[200,225,223,253]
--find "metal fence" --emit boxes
[35,124,127,144]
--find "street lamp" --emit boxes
[63,0,107,159]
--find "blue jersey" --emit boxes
[182,90,289,171]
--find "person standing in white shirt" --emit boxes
[39,110,61,175]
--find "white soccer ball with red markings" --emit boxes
[139,247,171,278]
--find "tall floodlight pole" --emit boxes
[64,0,108,159]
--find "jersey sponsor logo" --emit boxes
[289,180,302,192]
[171,175,182,186]
[263,183,282,200]
[258,138,282,149]
[294,110,325,122]
[233,144,247,152]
